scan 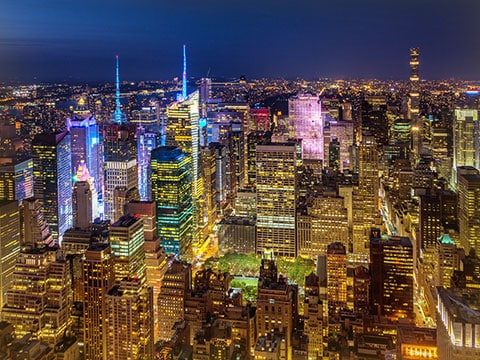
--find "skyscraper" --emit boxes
[72,180,93,229]
[32,131,73,243]
[256,142,298,258]
[453,109,479,186]
[370,232,414,321]
[157,260,192,341]
[105,278,154,359]
[2,246,72,345]
[0,201,21,310]
[457,169,480,254]
[67,114,103,215]
[103,123,138,222]
[20,198,53,247]
[326,242,348,311]
[82,243,115,360]
[109,214,146,282]
[112,55,126,124]
[289,94,323,161]
[408,48,421,159]
[150,146,193,257]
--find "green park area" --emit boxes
[204,252,316,288]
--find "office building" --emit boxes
[458,169,480,254]
[20,198,53,247]
[0,201,21,310]
[32,131,73,243]
[150,146,193,256]
[256,142,298,258]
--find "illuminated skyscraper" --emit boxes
[109,215,146,283]
[103,123,138,221]
[67,114,104,215]
[370,232,414,321]
[256,142,298,258]
[166,91,203,251]
[353,133,380,262]
[453,109,479,186]
[0,201,21,310]
[125,200,168,341]
[289,94,323,161]
[0,165,14,201]
[137,129,159,201]
[408,48,421,159]
[32,131,73,243]
[157,260,192,341]
[112,55,126,124]
[304,273,324,359]
[326,242,348,311]
[182,45,187,100]
[458,170,480,254]
[150,146,193,256]
[105,278,154,359]
[82,243,115,360]
[2,246,72,345]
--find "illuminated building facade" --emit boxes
[105,278,154,359]
[289,94,323,161]
[2,246,71,345]
[109,215,146,282]
[72,180,93,229]
[157,260,192,341]
[103,123,138,222]
[453,109,479,186]
[408,48,421,159]
[20,198,53,247]
[137,129,159,201]
[256,257,297,359]
[0,201,21,310]
[436,288,480,360]
[151,146,193,256]
[304,273,324,359]
[298,196,349,258]
[256,142,297,258]
[32,131,73,243]
[370,232,414,321]
[458,170,480,254]
[326,242,347,311]
[82,243,115,360]
[67,114,103,215]
[249,107,270,133]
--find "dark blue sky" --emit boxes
[1,0,479,82]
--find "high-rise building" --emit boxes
[370,232,414,321]
[458,169,480,254]
[103,123,138,222]
[298,195,349,258]
[256,142,298,258]
[150,146,193,256]
[157,260,192,341]
[436,288,480,359]
[326,242,348,312]
[109,215,146,283]
[353,133,380,262]
[32,131,73,243]
[166,91,203,251]
[67,114,103,215]
[125,201,168,341]
[304,273,324,359]
[72,180,93,230]
[20,198,53,247]
[105,278,154,359]
[249,107,270,133]
[82,243,115,360]
[2,246,72,345]
[0,164,14,201]
[289,94,323,161]
[453,109,480,186]
[256,256,297,359]
[408,48,421,159]
[137,129,159,201]
[0,201,21,310]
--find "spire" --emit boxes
[113,55,125,123]
[182,45,187,100]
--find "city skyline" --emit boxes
[1,0,480,82]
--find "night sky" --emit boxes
[1,0,479,82]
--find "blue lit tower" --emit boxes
[150,146,193,257]
[32,131,73,244]
[113,55,126,124]
[182,45,187,100]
